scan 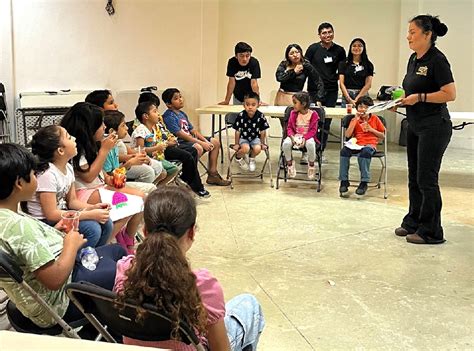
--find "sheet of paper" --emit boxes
[98,188,143,221]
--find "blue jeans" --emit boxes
[341,89,361,107]
[225,294,265,351]
[45,218,113,248]
[78,219,113,248]
[239,137,261,147]
[339,146,375,182]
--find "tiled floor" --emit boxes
[1,139,473,349]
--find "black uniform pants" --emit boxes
[402,119,452,241]
[164,146,203,192]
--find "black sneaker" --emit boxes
[355,182,368,196]
[196,189,211,198]
[339,180,350,196]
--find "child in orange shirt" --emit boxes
[339,96,385,197]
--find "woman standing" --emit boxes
[275,44,324,107]
[338,38,374,107]
[395,15,455,244]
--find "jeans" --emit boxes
[339,146,375,182]
[225,294,265,351]
[341,89,361,107]
[401,119,452,241]
[78,219,113,248]
[240,137,261,147]
[282,137,317,163]
[309,90,338,150]
[233,96,244,105]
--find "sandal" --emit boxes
[115,227,136,254]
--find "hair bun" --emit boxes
[431,16,448,36]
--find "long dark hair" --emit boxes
[410,14,448,45]
[346,37,372,69]
[117,186,207,339]
[30,125,62,173]
[60,102,104,173]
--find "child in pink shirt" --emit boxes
[281,92,319,179]
[113,187,264,350]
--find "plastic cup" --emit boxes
[134,146,145,155]
[392,88,405,100]
[346,104,353,114]
[113,168,126,189]
[61,210,80,233]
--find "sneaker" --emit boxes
[249,158,256,172]
[307,165,316,180]
[287,162,296,178]
[339,180,350,196]
[206,172,231,186]
[355,181,368,196]
[235,157,249,171]
[300,152,308,165]
[195,189,211,198]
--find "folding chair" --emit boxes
[0,83,11,144]
[224,112,273,189]
[0,250,84,338]
[65,281,206,350]
[340,114,387,198]
[276,106,325,191]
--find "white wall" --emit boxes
[1,0,472,142]
[9,0,217,123]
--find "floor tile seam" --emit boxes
[219,190,241,250]
[247,272,316,351]
[238,225,396,260]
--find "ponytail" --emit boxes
[119,232,207,339]
[30,125,62,173]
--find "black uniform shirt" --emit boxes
[305,42,346,92]
[226,57,261,102]
[338,60,374,90]
[402,46,454,129]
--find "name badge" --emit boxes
[324,56,333,64]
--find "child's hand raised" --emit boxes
[102,133,118,151]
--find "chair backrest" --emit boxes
[66,281,203,347]
[0,250,24,283]
[225,112,239,126]
[0,83,7,121]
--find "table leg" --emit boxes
[218,114,223,163]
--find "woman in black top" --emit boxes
[338,38,374,107]
[395,15,456,244]
[275,44,324,106]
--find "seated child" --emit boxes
[103,110,165,192]
[282,92,320,179]
[85,89,118,111]
[0,143,126,328]
[162,88,231,186]
[132,101,210,198]
[60,102,144,254]
[114,186,265,350]
[232,92,269,172]
[339,96,385,197]
[27,125,113,248]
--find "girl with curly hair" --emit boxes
[114,186,265,350]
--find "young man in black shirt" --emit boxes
[219,42,262,105]
[305,22,346,152]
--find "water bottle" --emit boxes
[80,247,99,271]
